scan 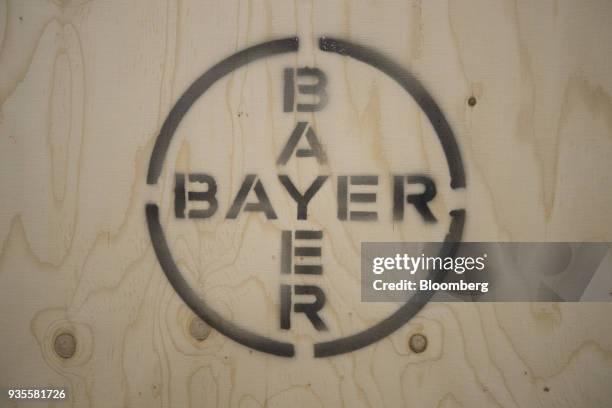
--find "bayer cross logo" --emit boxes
[145,37,466,357]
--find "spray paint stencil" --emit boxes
[146,37,466,357]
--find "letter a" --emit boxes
[276,122,327,165]
[226,175,277,219]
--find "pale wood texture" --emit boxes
[1,1,612,407]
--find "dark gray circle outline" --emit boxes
[147,37,300,357]
[145,36,466,358]
[314,37,466,357]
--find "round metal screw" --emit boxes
[408,333,428,353]
[468,96,477,107]
[54,332,77,359]
[189,317,211,341]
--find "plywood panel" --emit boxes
[1,1,611,407]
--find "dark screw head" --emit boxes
[54,332,76,359]
[468,96,477,107]
[408,333,428,353]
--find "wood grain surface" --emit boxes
[1,1,612,407]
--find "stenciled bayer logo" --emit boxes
[145,37,466,357]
